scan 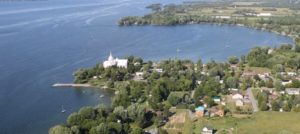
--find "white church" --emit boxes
[103,52,128,68]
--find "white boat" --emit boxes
[61,105,66,113]
[99,95,104,98]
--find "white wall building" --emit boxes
[232,93,243,100]
[103,52,128,68]
[257,13,272,17]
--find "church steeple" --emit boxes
[108,52,114,61]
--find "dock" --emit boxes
[52,83,91,88]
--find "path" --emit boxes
[247,88,259,112]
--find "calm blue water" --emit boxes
[0,0,294,134]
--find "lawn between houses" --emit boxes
[191,111,300,134]
[164,110,300,134]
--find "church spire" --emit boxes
[108,51,114,61]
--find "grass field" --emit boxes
[191,112,300,134]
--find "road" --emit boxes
[247,88,259,112]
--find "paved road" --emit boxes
[247,88,259,112]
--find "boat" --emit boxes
[99,95,104,98]
[61,105,66,113]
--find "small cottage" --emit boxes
[232,93,243,100]
[202,126,214,134]
[195,106,205,117]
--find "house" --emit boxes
[287,72,297,76]
[215,16,231,19]
[257,13,272,17]
[268,48,274,54]
[134,72,144,80]
[230,64,238,69]
[135,72,144,77]
[202,126,214,134]
[213,96,221,103]
[209,107,224,117]
[228,88,239,92]
[195,106,205,117]
[235,99,244,107]
[258,73,270,81]
[286,88,300,95]
[197,81,202,85]
[242,71,257,78]
[282,80,292,86]
[151,68,163,73]
[219,80,224,84]
[232,93,243,100]
[103,52,128,68]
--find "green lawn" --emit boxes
[191,112,300,134]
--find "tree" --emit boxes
[196,59,203,71]
[71,126,80,134]
[259,101,269,111]
[273,64,284,73]
[271,100,280,111]
[113,106,127,121]
[295,38,300,52]
[49,125,72,134]
[130,127,143,134]
[265,78,274,88]
[283,102,291,112]
[226,77,239,88]
[67,112,84,126]
[167,93,180,106]
[112,89,130,108]
[79,107,96,119]
[246,47,269,67]
[274,80,284,91]
[146,3,162,12]
[228,56,239,64]
[291,79,300,88]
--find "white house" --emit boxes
[235,99,244,107]
[232,93,243,100]
[213,96,221,103]
[282,80,292,86]
[202,126,213,134]
[103,52,128,68]
[286,88,300,95]
[257,13,272,17]
[152,68,163,73]
[135,72,144,77]
[215,16,231,19]
[287,72,297,76]
[228,88,239,92]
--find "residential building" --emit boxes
[235,99,244,107]
[195,106,205,117]
[232,93,243,100]
[286,88,300,95]
[202,126,214,134]
[257,13,272,17]
[213,96,221,103]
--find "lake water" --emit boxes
[0,0,294,133]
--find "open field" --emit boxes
[191,112,300,134]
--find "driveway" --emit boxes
[247,88,259,112]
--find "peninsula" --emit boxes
[50,43,300,134]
